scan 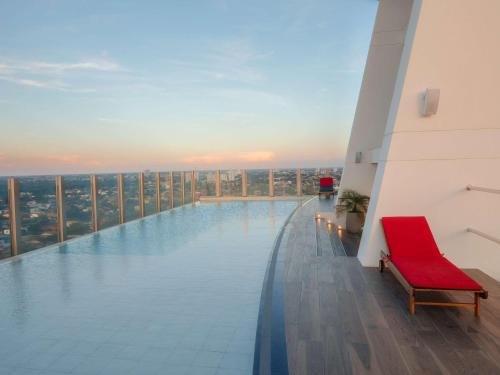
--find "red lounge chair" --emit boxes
[379,216,488,316]
[318,177,335,199]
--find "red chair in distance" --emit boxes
[318,177,336,199]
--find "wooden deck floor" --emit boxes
[282,198,500,375]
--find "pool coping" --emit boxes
[253,197,315,375]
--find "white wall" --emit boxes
[338,0,414,219]
[358,0,500,280]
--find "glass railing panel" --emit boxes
[247,169,269,196]
[173,172,183,207]
[196,171,216,196]
[185,172,192,204]
[97,174,119,229]
[0,177,9,258]
[124,173,140,222]
[332,168,343,183]
[144,172,157,216]
[221,170,242,196]
[18,176,58,253]
[273,169,297,196]
[160,172,172,210]
[64,175,93,239]
[301,168,320,196]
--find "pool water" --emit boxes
[0,201,297,375]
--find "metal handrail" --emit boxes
[467,228,500,245]
[466,185,500,195]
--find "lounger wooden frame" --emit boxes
[379,250,488,317]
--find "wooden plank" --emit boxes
[284,281,301,324]
[323,324,355,375]
[367,326,411,375]
[286,323,299,374]
[328,227,348,257]
[306,341,325,375]
[298,287,322,341]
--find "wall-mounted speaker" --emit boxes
[421,88,440,116]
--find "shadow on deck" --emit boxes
[282,198,500,375]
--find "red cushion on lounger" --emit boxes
[381,216,483,290]
[390,256,482,290]
[381,216,440,258]
[319,177,334,187]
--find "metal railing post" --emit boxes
[117,174,125,224]
[297,168,302,197]
[155,172,161,212]
[7,177,21,256]
[169,172,174,208]
[90,175,99,232]
[269,169,274,197]
[242,169,248,197]
[216,170,222,197]
[181,172,186,205]
[138,172,145,217]
[191,171,196,204]
[55,176,66,242]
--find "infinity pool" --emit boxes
[0,201,297,375]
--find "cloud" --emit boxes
[45,154,103,166]
[160,38,270,85]
[183,154,225,165]
[183,151,275,165]
[0,75,96,92]
[0,75,68,89]
[97,117,125,124]
[238,151,275,162]
[0,57,122,92]
[1,58,122,73]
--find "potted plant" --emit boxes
[336,190,369,233]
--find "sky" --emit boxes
[0,0,377,176]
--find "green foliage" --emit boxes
[336,190,370,220]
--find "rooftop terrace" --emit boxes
[0,178,499,374]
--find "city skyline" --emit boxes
[0,0,377,175]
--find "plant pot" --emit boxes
[346,212,362,234]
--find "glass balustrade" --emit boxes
[160,172,172,210]
[185,172,192,204]
[221,170,242,196]
[173,172,183,207]
[144,172,157,216]
[17,176,58,253]
[196,171,217,196]
[247,169,269,196]
[124,173,140,222]
[0,167,341,259]
[301,168,320,195]
[273,169,297,196]
[0,177,10,258]
[97,174,119,229]
[64,175,93,239]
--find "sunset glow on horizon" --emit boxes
[0,0,377,176]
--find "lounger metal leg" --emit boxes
[409,290,416,315]
[378,259,385,273]
[474,292,480,317]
